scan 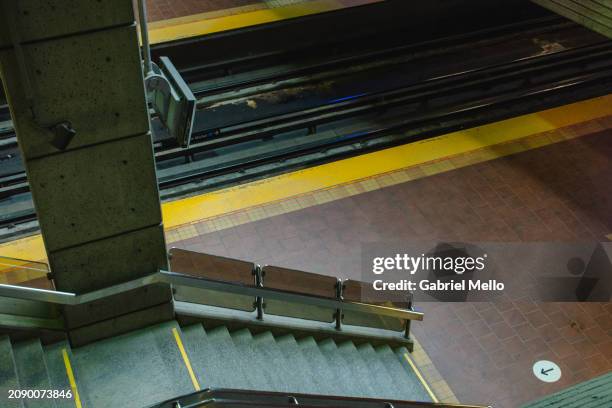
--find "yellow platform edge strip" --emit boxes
[0,95,610,262]
[62,348,83,408]
[148,0,381,44]
[172,327,201,391]
[161,94,612,228]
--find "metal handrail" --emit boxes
[150,388,489,408]
[0,270,423,321]
[166,271,423,321]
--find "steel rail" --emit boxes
[0,270,424,321]
[1,18,611,230]
[2,41,611,197]
[151,388,489,408]
[184,16,574,97]
[1,63,611,227]
[156,67,612,190]
[0,16,578,143]
[160,42,612,158]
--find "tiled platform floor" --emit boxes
[146,0,362,22]
[147,0,263,21]
[169,124,612,407]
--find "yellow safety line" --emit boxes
[0,95,611,262]
[148,0,381,44]
[62,348,82,408]
[403,352,439,403]
[160,94,612,229]
[172,327,201,391]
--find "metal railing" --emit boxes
[150,388,488,408]
[0,270,422,336]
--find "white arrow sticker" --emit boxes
[533,360,562,383]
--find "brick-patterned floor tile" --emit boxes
[478,306,505,326]
[488,319,515,340]
[514,322,540,343]
[559,323,588,344]
[147,0,260,21]
[584,326,610,345]
[572,338,601,359]
[536,323,562,344]
[584,353,611,376]
[596,340,612,360]
[479,332,503,353]
[524,309,551,328]
[549,338,578,359]
[501,308,527,327]
[466,319,492,338]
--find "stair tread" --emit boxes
[0,336,23,408]
[4,322,433,407]
[184,325,251,390]
[42,341,75,408]
[335,341,378,398]
[13,338,55,408]
[275,335,319,394]
[377,345,432,402]
[252,332,299,393]
[317,339,364,397]
[69,320,193,408]
[296,337,342,396]
[356,343,400,400]
[230,329,274,391]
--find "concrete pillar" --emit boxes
[0,0,172,345]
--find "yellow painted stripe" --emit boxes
[403,352,439,403]
[62,348,82,408]
[161,94,612,229]
[0,95,610,262]
[149,0,380,44]
[172,327,201,391]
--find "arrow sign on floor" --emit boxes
[541,367,554,375]
[534,360,561,383]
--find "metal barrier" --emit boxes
[168,249,421,340]
[150,388,488,408]
[0,268,422,338]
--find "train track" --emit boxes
[1,13,611,239]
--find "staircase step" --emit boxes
[275,335,319,394]
[68,321,193,408]
[376,345,431,402]
[183,325,251,390]
[0,336,23,408]
[318,339,364,397]
[356,343,399,400]
[230,329,274,391]
[13,339,55,408]
[295,337,342,396]
[336,341,378,398]
[252,332,302,393]
[42,341,75,408]
[1,324,435,407]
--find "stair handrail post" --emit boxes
[334,278,343,331]
[254,264,264,320]
[403,292,414,339]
